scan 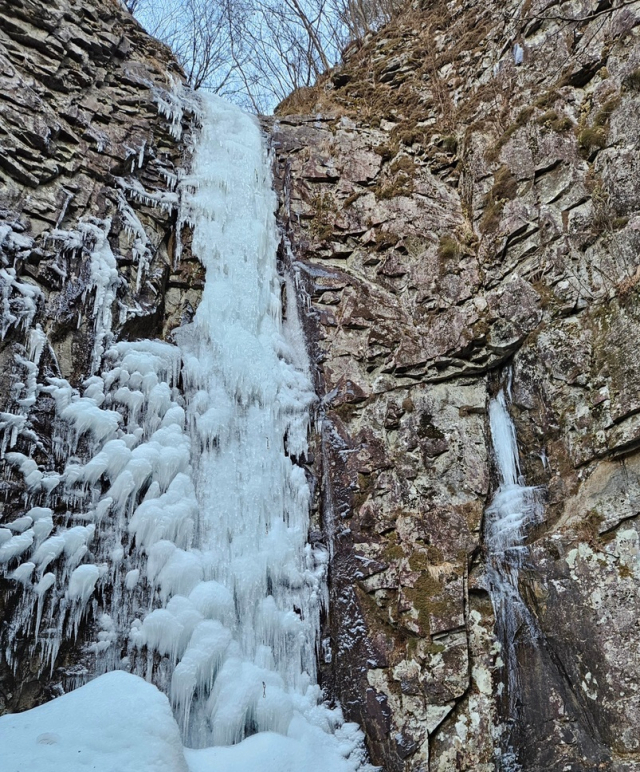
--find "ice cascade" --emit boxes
[139,93,330,749]
[0,94,372,771]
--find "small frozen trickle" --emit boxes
[513,43,524,65]
[485,391,540,556]
[484,389,543,771]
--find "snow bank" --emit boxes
[186,719,371,772]
[0,671,188,772]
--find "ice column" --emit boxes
[147,93,323,746]
[485,391,540,556]
[485,389,542,771]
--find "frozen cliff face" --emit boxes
[271,0,640,769]
[1,0,640,769]
[0,0,203,709]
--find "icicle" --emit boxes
[0,268,42,340]
[485,388,544,771]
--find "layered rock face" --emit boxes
[271,1,640,769]
[0,0,199,709]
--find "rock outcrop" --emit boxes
[270,1,640,769]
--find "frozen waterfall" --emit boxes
[0,93,371,772]
[485,388,543,772]
[485,391,540,556]
[137,93,325,748]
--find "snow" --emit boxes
[61,398,122,444]
[118,176,180,215]
[0,672,367,772]
[0,672,189,772]
[186,719,374,772]
[10,560,35,583]
[6,515,33,532]
[0,530,34,562]
[68,563,101,603]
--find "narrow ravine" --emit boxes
[0,93,372,772]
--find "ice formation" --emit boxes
[485,388,543,770]
[0,92,371,771]
[485,391,540,555]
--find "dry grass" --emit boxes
[577,126,608,152]
[479,166,518,233]
[623,68,640,91]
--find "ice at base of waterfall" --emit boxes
[0,672,187,772]
[0,671,367,772]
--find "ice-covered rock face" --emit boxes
[0,87,372,771]
[0,0,205,711]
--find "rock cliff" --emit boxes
[0,0,639,769]
[270,1,640,769]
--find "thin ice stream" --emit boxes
[0,93,372,772]
[484,389,543,771]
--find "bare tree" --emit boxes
[132,0,403,110]
[124,0,143,13]
[135,0,246,92]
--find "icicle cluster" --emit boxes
[0,91,372,771]
[0,338,186,675]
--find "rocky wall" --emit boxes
[271,0,640,768]
[0,0,639,768]
[0,0,200,711]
